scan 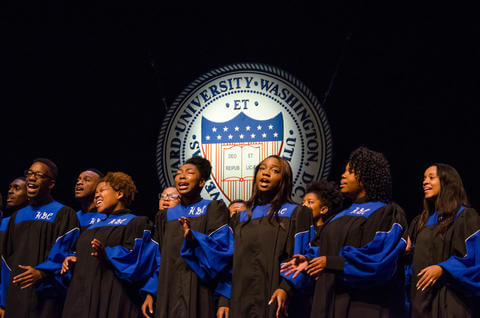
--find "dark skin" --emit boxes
[281,163,366,280]
[6,178,28,211]
[12,162,56,290]
[25,162,56,206]
[75,170,101,213]
[142,163,218,318]
[61,182,125,274]
[59,171,101,274]
[416,265,443,291]
[141,216,198,317]
[176,163,206,242]
[414,166,444,291]
[256,157,288,318]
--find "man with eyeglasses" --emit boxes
[1,158,79,318]
[158,187,180,210]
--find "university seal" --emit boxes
[156,63,332,204]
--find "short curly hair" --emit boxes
[185,156,212,181]
[347,146,392,203]
[306,179,344,218]
[102,172,137,207]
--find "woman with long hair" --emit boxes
[282,146,408,318]
[408,163,480,317]
[228,155,314,318]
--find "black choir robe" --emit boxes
[76,210,106,232]
[229,203,314,318]
[2,200,79,318]
[409,207,480,318]
[0,216,11,309]
[34,210,107,292]
[153,199,232,318]
[62,209,158,318]
[309,200,408,318]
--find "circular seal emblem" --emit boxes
[156,63,332,204]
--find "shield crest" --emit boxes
[201,112,284,202]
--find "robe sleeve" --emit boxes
[0,213,16,306]
[140,210,165,297]
[35,206,80,292]
[337,203,408,288]
[180,200,233,283]
[0,256,9,308]
[0,217,11,308]
[403,215,419,312]
[104,216,160,284]
[215,210,242,307]
[303,224,327,260]
[140,265,160,296]
[279,205,315,292]
[438,208,480,297]
[303,237,320,259]
[214,266,233,303]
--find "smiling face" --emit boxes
[423,165,441,199]
[75,170,101,199]
[6,178,28,209]
[255,157,283,194]
[25,162,55,201]
[339,163,366,200]
[94,181,124,213]
[174,163,205,198]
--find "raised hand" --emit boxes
[61,256,77,274]
[91,238,106,259]
[306,256,326,277]
[178,217,192,238]
[280,254,308,279]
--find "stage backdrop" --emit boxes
[156,63,332,204]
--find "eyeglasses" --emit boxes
[24,170,53,179]
[158,193,180,200]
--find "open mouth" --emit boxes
[259,178,270,187]
[178,182,189,190]
[96,199,104,207]
[27,183,39,193]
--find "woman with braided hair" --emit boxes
[282,146,408,318]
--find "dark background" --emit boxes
[2,1,479,221]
